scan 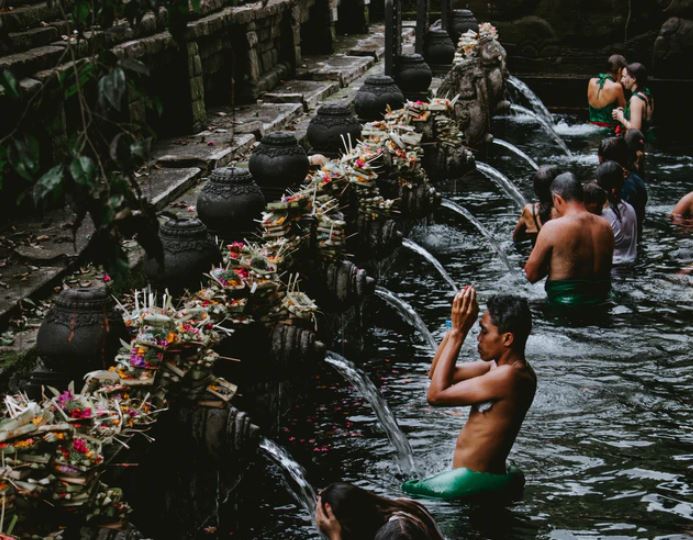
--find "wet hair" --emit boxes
[598,136,629,168]
[487,295,532,351]
[532,165,559,224]
[607,54,627,75]
[583,180,607,213]
[625,62,648,89]
[374,516,431,540]
[596,160,625,222]
[320,483,443,540]
[550,172,583,203]
[624,128,645,171]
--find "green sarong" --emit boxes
[545,279,611,307]
[402,465,524,501]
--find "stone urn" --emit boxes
[196,167,265,242]
[307,101,362,158]
[394,54,433,101]
[36,286,127,382]
[353,75,405,121]
[450,9,479,44]
[248,131,309,201]
[143,217,221,294]
[423,29,455,68]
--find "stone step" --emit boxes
[233,102,304,136]
[0,43,65,79]
[2,25,59,54]
[0,2,64,33]
[296,53,375,86]
[262,79,340,111]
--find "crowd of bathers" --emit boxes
[307,55,693,540]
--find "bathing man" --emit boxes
[426,287,536,474]
[525,173,614,306]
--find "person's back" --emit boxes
[525,173,614,306]
[588,54,627,128]
[596,161,638,266]
[621,170,647,235]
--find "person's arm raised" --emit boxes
[428,287,483,405]
[524,222,553,283]
[428,332,491,382]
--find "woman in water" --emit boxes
[512,165,559,243]
[596,161,638,266]
[612,63,654,136]
[587,54,627,130]
[316,482,444,540]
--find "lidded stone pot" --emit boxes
[423,29,455,66]
[248,131,309,201]
[394,54,433,98]
[36,285,127,380]
[353,75,405,121]
[143,217,220,294]
[307,101,362,158]
[197,166,265,242]
[450,9,479,44]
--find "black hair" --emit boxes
[598,136,629,168]
[374,516,431,540]
[551,172,584,203]
[596,160,625,222]
[532,165,559,224]
[583,180,607,212]
[625,62,648,89]
[607,54,627,75]
[320,483,443,540]
[624,128,645,171]
[487,295,532,351]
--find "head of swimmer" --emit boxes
[607,54,627,82]
[477,295,532,361]
[621,62,647,91]
[549,172,584,216]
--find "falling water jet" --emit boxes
[492,138,539,171]
[325,351,417,475]
[374,286,437,352]
[259,437,317,516]
[507,75,554,125]
[509,104,572,157]
[402,238,458,293]
[476,161,528,209]
[439,199,513,272]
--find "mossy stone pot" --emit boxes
[353,75,405,121]
[197,167,265,242]
[424,29,455,65]
[394,54,433,95]
[248,131,309,202]
[450,9,479,44]
[36,286,127,380]
[143,218,221,294]
[307,102,362,158]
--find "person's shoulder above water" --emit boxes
[672,191,693,218]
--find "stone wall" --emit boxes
[454,0,693,79]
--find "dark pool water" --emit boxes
[237,115,693,539]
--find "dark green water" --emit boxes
[238,115,693,539]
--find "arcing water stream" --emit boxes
[476,161,528,209]
[374,286,437,352]
[510,104,572,157]
[492,137,540,171]
[402,238,458,293]
[507,75,554,126]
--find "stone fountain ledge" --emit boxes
[0,22,414,386]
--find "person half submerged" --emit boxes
[587,54,627,130]
[402,288,536,500]
[596,161,638,267]
[525,173,614,306]
[612,62,655,140]
[512,165,558,244]
[316,482,444,540]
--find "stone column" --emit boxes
[186,41,207,132]
[245,21,262,101]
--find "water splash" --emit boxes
[507,75,554,125]
[492,137,539,171]
[325,352,417,475]
[440,199,513,272]
[402,238,458,293]
[259,437,316,516]
[476,161,528,209]
[510,104,572,156]
[374,286,437,352]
